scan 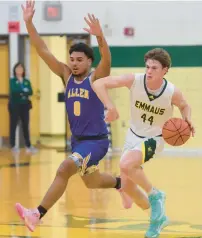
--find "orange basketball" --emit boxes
[162,118,191,146]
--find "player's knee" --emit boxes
[120,152,142,174]
[56,159,77,179]
[120,159,133,175]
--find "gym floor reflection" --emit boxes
[0,148,202,238]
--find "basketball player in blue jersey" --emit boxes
[14,0,134,231]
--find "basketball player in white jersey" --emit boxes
[93,48,195,238]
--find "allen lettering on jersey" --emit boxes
[68,88,89,99]
[135,100,165,115]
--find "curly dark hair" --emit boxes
[69,43,94,62]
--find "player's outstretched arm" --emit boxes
[83,14,111,81]
[22,0,71,83]
[172,87,195,136]
[93,74,135,122]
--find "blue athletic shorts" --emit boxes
[69,136,109,176]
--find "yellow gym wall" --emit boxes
[39,36,66,135]
[109,68,202,150]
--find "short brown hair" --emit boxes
[144,48,171,68]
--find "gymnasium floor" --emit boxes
[0,148,202,238]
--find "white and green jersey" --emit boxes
[129,73,175,137]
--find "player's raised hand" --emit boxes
[21,0,35,23]
[83,14,103,37]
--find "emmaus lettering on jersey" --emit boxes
[135,100,165,115]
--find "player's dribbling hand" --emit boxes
[185,118,195,137]
[105,107,119,123]
[21,0,35,23]
[83,14,103,37]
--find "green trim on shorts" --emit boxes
[144,138,157,162]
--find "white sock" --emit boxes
[148,187,158,196]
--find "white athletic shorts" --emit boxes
[122,128,165,163]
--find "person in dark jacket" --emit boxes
[8,62,37,154]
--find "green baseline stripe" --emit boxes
[92,46,202,67]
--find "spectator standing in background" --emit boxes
[8,62,38,154]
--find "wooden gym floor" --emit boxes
[0,148,202,238]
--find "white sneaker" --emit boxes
[11,147,20,154]
[26,146,38,154]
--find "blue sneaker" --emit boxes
[149,190,166,221]
[145,215,169,238]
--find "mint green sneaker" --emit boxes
[145,215,169,238]
[149,190,166,221]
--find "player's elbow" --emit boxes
[179,103,190,112]
[93,77,109,90]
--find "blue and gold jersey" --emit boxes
[65,73,108,137]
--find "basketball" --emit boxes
[162,118,191,146]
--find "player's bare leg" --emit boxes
[120,173,149,210]
[82,170,119,188]
[15,159,78,231]
[15,159,121,232]
[120,150,169,237]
